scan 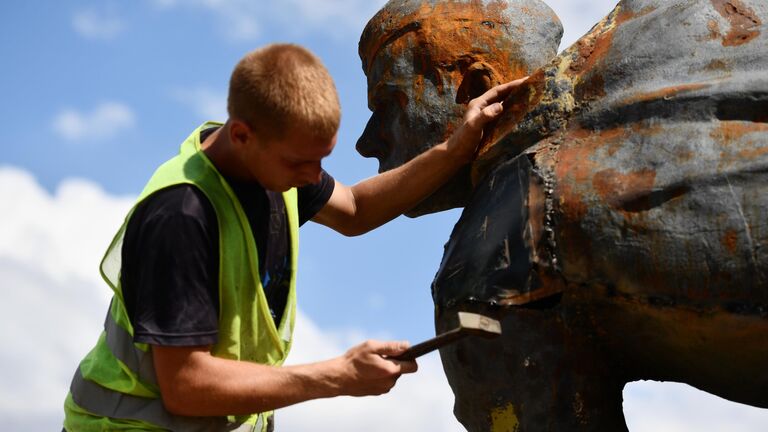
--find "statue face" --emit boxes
[357,0,562,216]
[357,40,470,215]
[357,44,462,175]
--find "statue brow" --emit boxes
[362,21,422,75]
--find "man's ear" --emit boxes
[229,119,252,148]
[455,62,499,104]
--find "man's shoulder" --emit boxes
[132,184,216,226]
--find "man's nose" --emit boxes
[302,163,323,185]
[356,115,387,160]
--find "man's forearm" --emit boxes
[156,347,342,416]
[347,141,463,234]
[153,340,415,417]
[313,79,524,236]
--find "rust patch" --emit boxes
[552,129,616,279]
[714,121,768,168]
[705,59,730,72]
[575,73,606,101]
[738,146,768,159]
[475,66,549,157]
[707,19,723,40]
[711,0,762,46]
[554,127,630,222]
[592,168,658,211]
[568,24,614,76]
[710,121,768,144]
[616,5,657,25]
[361,1,528,88]
[622,83,711,106]
[722,229,739,254]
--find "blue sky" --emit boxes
[1,1,767,430]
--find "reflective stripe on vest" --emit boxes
[103,304,157,386]
[70,370,262,432]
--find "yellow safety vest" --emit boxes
[64,122,299,431]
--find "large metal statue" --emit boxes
[358,0,768,430]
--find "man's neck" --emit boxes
[201,122,254,182]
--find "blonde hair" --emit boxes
[228,44,341,141]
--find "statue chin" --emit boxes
[405,166,474,217]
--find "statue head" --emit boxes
[357,0,562,216]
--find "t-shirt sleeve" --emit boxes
[297,170,335,226]
[120,185,220,347]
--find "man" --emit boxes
[63,43,523,431]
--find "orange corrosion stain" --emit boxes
[361,1,529,86]
[576,73,606,101]
[707,19,723,40]
[616,5,657,24]
[555,127,632,219]
[592,168,657,210]
[706,59,730,72]
[623,83,711,106]
[722,229,739,254]
[738,147,768,159]
[568,26,614,76]
[710,121,768,144]
[711,0,762,46]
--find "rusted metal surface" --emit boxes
[465,0,768,309]
[360,0,768,431]
[357,0,562,215]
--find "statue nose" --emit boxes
[356,115,388,160]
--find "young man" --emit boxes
[63,43,522,431]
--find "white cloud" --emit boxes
[625,381,768,432]
[172,87,228,121]
[52,102,135,143]
[0,167,132,427]
[72,9,125,40]
[1,165,766,431]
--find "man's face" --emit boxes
[247,128,336,192]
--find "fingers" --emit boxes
[465,101,504,131]
[393,358,419,374]
[369,340,410,357]
[339,340,419,396]
[471,75,529,107]
[370,341,418,375]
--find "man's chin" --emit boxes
[264,183,292,193]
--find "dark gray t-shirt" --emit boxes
[120,129,335,346]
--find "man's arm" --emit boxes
[153,340,416,416]
[312,78,526,236]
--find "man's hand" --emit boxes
[446,76,529,163]
[332,340,418,397]
[152,340,418,417]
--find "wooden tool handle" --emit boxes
[390,328,465,361]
